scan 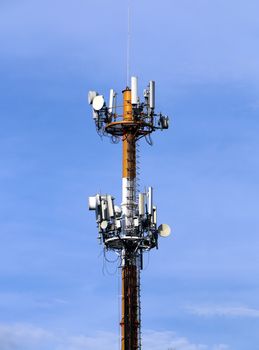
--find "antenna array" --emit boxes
[88,76,171,350]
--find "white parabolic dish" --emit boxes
[93,95,105,111]
[158,224,171,237]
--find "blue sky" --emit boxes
[0,0,259,349]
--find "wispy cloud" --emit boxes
[142,330,229,350]
[0,324,229,350]
[187,305,259,318]
[0,323,53,350]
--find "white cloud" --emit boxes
[187,305,259,318]
[0,324,53,350]
[212,346,229,350]
[143,331,209,350]
[0,324,229,350]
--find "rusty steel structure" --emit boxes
[88,77,170,350]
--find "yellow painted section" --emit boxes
[123,89,133,121]
[122,89,136,179]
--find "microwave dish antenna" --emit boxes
[158,223,171,237]
[92,95,105,111]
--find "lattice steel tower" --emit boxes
[88,77,171,350]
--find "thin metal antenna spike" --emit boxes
[127,0,131,87]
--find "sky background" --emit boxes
[0,0,259,349]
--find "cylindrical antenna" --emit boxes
[109,89,115,113]
[100,197,107,220]
[88,196,97,210]
[149,81,155,109]
[148,187,153,216]
[138,193,145,216]
[153,206,157,225]
[107,195,114,218]
[131,76,138,105]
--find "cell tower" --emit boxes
[88,76,171,350]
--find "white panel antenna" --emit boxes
[131,76,138,105]
[107,195,115,218]
[153,206,157,225]
[149,81,155,109]
[147,187,153,216]
[138,193,145,216]
[94,194,101,221]
[101,196,108,220]
[109,89,115,113]
[88,91,97,105]
[88,196,97,210]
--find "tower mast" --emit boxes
[121,88,139,350]
[88,77,171,350]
